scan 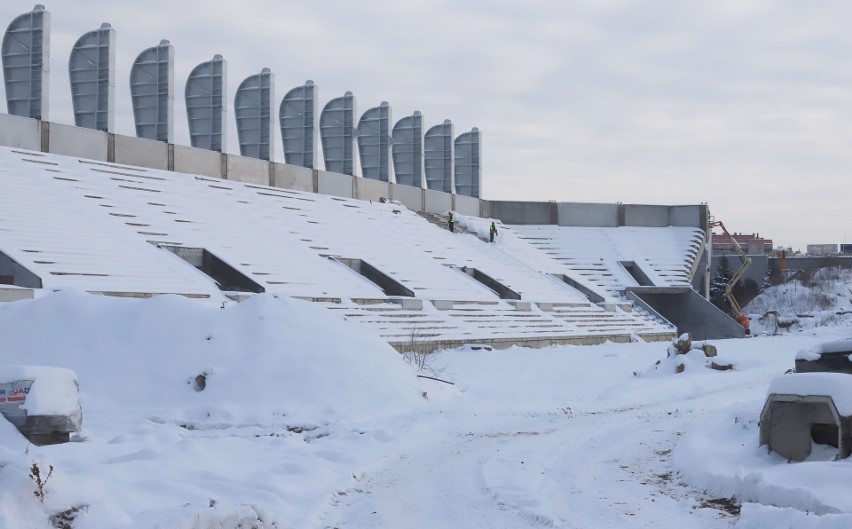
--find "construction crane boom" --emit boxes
[710,220,752,330]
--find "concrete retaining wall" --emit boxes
[558,202,618,227]
[0,113,41,150]
[391,183,422,211]
[671,205,708,230]
[630,288,745,340]
[114,134,169,170]
[317,170,355,198]
[455,194,481,217]
[356,176,390,202]
[227,155,270,186]
[49,122,108,161]
[424,188,452,214]
[272,163,314,192]
[173,145,223,178]
[489,201,554,224]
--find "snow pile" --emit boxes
[0,290,425,425]
[747,266,852,333]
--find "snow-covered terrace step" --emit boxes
[506,224,704,301]
[0,146,683,345]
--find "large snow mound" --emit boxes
[0,291,424,425]
[746,267,852,333]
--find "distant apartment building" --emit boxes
[806,244,838,256]
[712,232,773,256]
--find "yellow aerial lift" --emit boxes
[710,220,752,332]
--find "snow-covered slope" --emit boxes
[745,267,852,333]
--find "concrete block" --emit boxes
[49,122,108,161]
[0,287,35,302]
[424,189,452,214]
[113,134,169,170]
[558,202,618,227]
[227,155,270,186]
[390,183,422,211]
[317,170,354,198]
[455,194,481,217]
[0,114,41,150]
[432,300,454,310]
[510,301,532,311]
[389,297,423,310]
[356,176,390,202]
[536,302,554,312]
[173,145,223,178]
[272,163,313,192]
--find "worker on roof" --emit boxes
[448,211,455,233]
[489,221,498,243]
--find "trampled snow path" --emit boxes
[319,375,769,529]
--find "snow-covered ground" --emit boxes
[1,289,851,528]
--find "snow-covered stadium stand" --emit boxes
[0,145,712,349]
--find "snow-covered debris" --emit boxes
[637,333,733,376]
[0,365,82,444]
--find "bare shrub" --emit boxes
[29,461,53,503]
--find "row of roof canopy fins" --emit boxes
[0,5,481,197]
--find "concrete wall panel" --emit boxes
[489,201,553,224]
[317,170,354,198]
[49,122,108,161]
[670,205,707,229]
[0,114,41,150]
[558,202,618,227]
[455,194,480,217]
[272,163,313,192]
[356,176,390,202]
[623,204,670,227]
[173,145,223,178]
[114,134,169,170]
[424,188,452,214]
[390,183,422,211]
[227,155,270,186]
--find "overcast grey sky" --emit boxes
[2,1,851,251]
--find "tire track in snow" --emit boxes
[319,372,775,528]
